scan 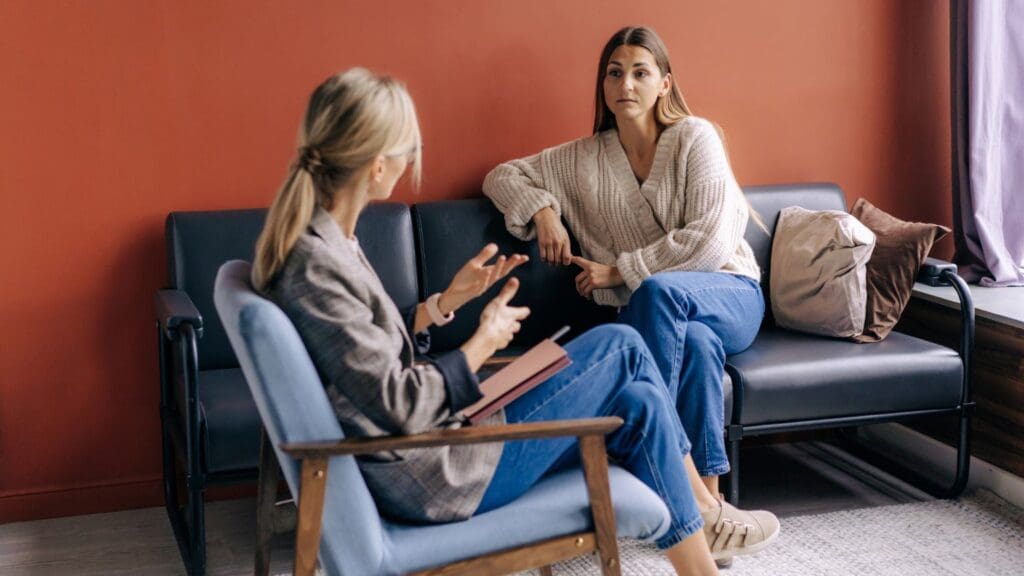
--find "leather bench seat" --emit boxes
[723,371,733,426]
[726,329,963,426]
[170,366,260,474]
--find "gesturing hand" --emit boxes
[441,244,528,314]
[571,256,624,299]
[477,278,532,352]
[533,207,572,265]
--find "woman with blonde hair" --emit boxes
[484,26,778,562]
[252,67,770,574]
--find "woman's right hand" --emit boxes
[460,278,531,372]
[533,207,572,265]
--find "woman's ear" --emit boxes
[371,154,386,182]
[661,73,672,98]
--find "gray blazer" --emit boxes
[267,206,504,523]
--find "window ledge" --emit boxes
[912,282,1024,331]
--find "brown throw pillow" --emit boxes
[850,198,950,343]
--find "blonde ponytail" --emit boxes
[251,167,318,291]
[251,68,422,290]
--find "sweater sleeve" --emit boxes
[482,151,563,241]
[616,125,748,291]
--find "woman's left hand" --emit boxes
[440,244,529,313]
[571,256,624,299]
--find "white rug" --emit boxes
[278,491,1024,576]
[517,491,1024,576]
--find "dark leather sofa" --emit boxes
[155,182,973,575]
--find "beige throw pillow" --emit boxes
[770,207,877,338]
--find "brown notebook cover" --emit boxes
[463,339,571,425]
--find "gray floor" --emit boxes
[0,440,930,575]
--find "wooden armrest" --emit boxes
[280,417,623,459]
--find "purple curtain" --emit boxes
[951,0,1024,286]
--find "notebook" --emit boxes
[463,329,572,425]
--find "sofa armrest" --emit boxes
[918,257,959,287]
[156,289,204,339]
[913,258,975,407]
[280,417,623,458]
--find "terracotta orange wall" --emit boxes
[0,1,950,521]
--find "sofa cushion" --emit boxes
[195,367,261,474]
[723,370,734,426]
[413,199,614,353]
[166,203,418,371]
[726,329,962,426]
[167,209,267,371]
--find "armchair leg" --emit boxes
[294,458,329,576]
[255,430,280,576]
[539,565,554,576]
[578,435,621,576]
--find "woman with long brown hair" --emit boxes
[484,26,778,563]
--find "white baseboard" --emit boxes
[857,423,1024,509]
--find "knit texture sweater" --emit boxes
[483,116,761,307]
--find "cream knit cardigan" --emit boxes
[483,116,761,307]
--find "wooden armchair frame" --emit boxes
[255,417,626,576]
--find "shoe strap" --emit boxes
[711,517,754,552]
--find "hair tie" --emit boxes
[297,146,325,174]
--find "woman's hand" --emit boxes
[571,256,624,299]
[460,278,531,371]
[440,244,528,314]
[533,207,572,265]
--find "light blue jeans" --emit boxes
[475,325,704,550]
[618,272,764,477]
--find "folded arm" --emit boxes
[483,152,561,241]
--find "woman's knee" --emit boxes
[577,323,646,349]
[614,380,675,427]
[629,274,679,310]
[566,325,668,391]
[683,322,725,365]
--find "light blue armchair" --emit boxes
[213,260,671,576]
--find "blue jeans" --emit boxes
[618,272,764,477]
[475,325,703,550]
